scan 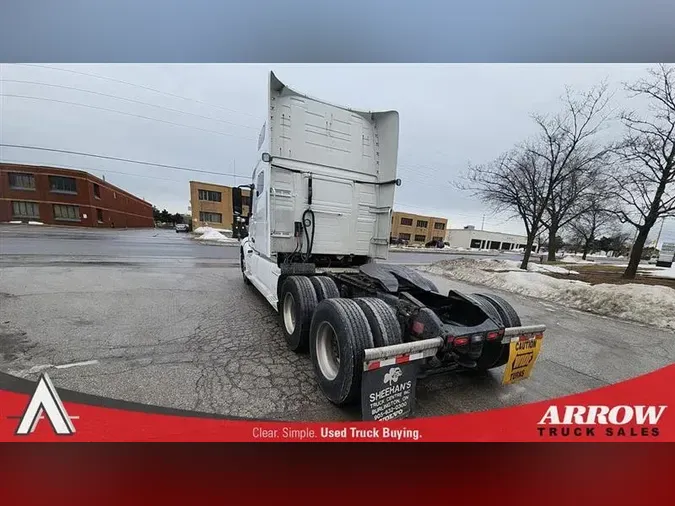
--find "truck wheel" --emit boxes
[310,276,340,302]
[309,299,374,406]
[354,298,402,347]
[472,293,522,370]
[279,276,318,352]
[240,248,251,285]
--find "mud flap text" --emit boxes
[361,362,419,421]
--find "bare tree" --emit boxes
[461,82,611,270]
[611,64,675,279]
[528,83,613,261]
[569,191,615,260]
[464,148,548,269]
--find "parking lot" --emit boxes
[1,224,673,421]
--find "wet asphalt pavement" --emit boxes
[0,224,672,421]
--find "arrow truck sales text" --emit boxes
[537,405,667,438]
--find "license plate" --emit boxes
[502,332,543,385]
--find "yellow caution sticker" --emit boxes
[502,333,543,385]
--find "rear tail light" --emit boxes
[487,328,505,341]
[453,336,469,347]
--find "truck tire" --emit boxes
[279,276,318,352]
[354,298,403,347]
[240,248,251,285]
[309,299,374,406]
[472,293,522,370]
[310,276,340,302]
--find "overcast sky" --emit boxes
[1,63,673,243]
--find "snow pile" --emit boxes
[7,221,22,224]
[193,227,239,245]
[421,259,675,330]
[28,221,44,225]
[194,226,232,235]
[559,255,594,264]
[476,258,579,275]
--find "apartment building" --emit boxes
[390,211,448,245]
[0,163,154,228]
[189,181,250,230]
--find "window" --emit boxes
[199,211,222,223]
[434,222,445,230]
[12,201,40,218]
[256,171,265,197]
[432,236,444,242]
[198,189,222,202]
[8,173,36,190]
[97,209,104,223]
[49,176,77,194]
[257,122,266,151]
[53,204,80,221]
[398,233,411,241]
[416,220,428,228]
[93,183,101,199]
[414,234,426,242]
[400,217,413,226]
[470,239,482,249]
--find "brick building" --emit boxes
[189,181,250,230]
[0,163,154,228]
[390,211,448,245]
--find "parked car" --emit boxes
[175,224,189,233]
[425,239,445,248]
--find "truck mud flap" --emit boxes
[359,324,547,421]
[360,337,443,421]
[500,324,546,385]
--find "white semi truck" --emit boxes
[238,72,545,412]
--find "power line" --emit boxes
[1,94,257,142]
[0,79,260,131]
[16,63,263,121]
[0,144,251,179]
[394,201,485,219]
[1,145,487,222]
[0,158,185,183]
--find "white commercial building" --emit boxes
[444,226,539,252]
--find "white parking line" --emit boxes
[55,360,99,369]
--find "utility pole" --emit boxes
[481,214,485,231]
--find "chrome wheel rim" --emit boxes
[315,321,340,380]
[283,292,296,335]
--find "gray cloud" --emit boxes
[1,63,673,243]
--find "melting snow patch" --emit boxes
[474,258,578,275]
[194,226,232,235]
[193,226,239,245]
[420,259,675,331]
[559,255,595,264]
[28,221,44,225]
[643,265,675,280]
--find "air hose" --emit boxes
[302,208,315,262]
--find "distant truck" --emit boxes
[237,72,546,412]
[657,242,675,268]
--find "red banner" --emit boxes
[1,364,673,442]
